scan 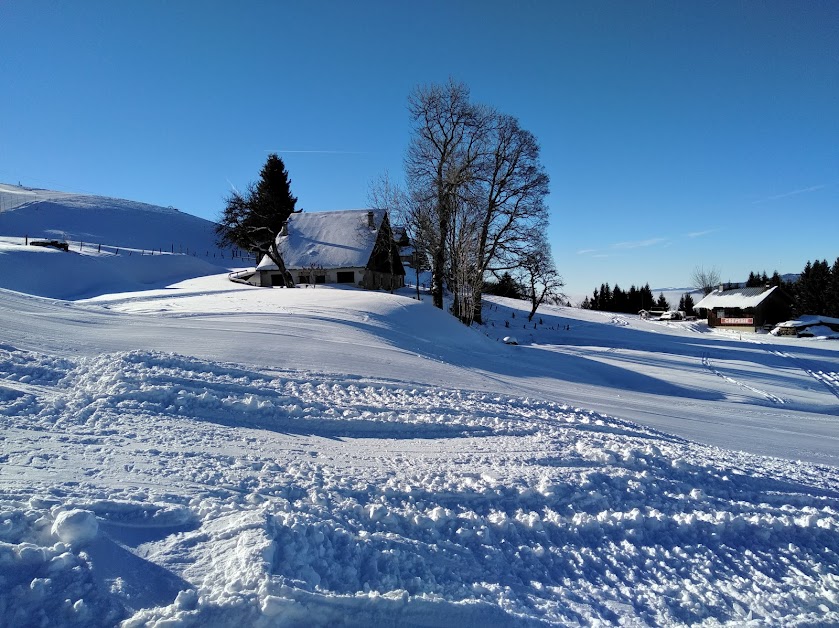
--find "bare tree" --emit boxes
[405,80,489,310]
[518,235,565,322]
[404,80,554,324]
[691,265,722,296]
[470,113,550,323]
[447,190,482,323]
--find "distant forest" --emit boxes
[579,258,839,318]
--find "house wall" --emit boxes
[362,269,405,291]
[256,267,403,288]
[708,308,760,332]
[292,267,366,285]
[707,293,792,332]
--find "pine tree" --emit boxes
[828,257,839,318]
[642,284,654,310]
[683,293,695,316]
[486,272,524,299]
[216,154,300,287]
[797,259,831,315]
[656,292,669,310]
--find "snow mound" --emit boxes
[51,509,98,545]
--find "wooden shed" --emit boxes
[695,285,793,332]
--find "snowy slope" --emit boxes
[2,335,838,626]
[0,240,229,300]
[0,183,227,257]
[1,203,839,625]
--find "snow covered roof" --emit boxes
[257,209,386,271]
[695,286,780,310]
[775,314,839,329]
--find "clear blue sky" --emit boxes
[2,1,837,297]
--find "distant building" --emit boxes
[695,285,793,332]
[251,209,405,290]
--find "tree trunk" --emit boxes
[268,241,295,288]
[432,209,447,309]
[472,290,483,324]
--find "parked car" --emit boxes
[660,311,685,321]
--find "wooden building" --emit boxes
[695,285,793,332]
[251,209,405,290]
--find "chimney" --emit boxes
[718,283,724,292]
[367,211,375,229]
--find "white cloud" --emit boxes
[753,184,827,204]
[612,237,668,250]
[687,229,717,238]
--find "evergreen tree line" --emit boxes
[579,257,839,318]
[789,258,839,318]
[580,283,661,313]
[733,261,838,317]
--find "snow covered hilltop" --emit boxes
[1,185,838,626]
[0,183,224,256]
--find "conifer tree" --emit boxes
[796,259,831,315]
[682,293,695,316]
[828,258,839,318]
[216,154,300,287]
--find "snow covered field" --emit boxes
[1,190,838,626]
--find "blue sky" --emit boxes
[2,1,836,297]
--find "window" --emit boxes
[315,275,326,284]
[271,274,285,286]
[337,271,355,283]
[298,274,310,284]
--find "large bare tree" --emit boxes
[470,113,550,323]
[405,80,489,310]
[403,80,555,324]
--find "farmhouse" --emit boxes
[695,285,793,332]
[251,209,405,290]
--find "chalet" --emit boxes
[695,285,793,332]
[251,209,405,290]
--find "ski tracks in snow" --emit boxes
[3,347,839,626]
[701,354,786,404]
[771,349,839,401]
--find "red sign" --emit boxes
[720,317,754,325]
